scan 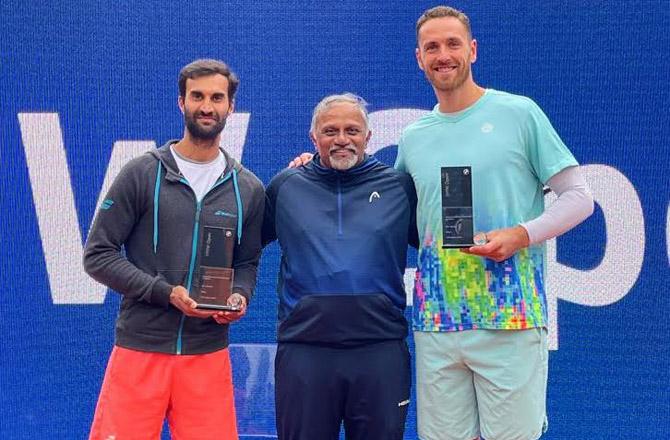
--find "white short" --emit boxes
[415,328,549,440]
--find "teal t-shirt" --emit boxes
[396,89,578,332]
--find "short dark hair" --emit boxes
[178,59,240,102]
[416,6,472,44]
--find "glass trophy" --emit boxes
[192,226,241,311]
[441,166,475,248]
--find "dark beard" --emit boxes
[428,64,470,93]
[184,111,227,140]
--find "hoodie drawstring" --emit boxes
[153,161,243,252]
[232,168,243,244]
[153,161,162,253]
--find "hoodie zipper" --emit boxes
[175,173,233,355]
[337,177,343,236]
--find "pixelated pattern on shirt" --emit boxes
[413,233,547,332]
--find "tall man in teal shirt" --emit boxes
[398,6,594,440]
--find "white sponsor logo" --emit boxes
[481,122,494,133]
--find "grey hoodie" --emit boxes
[83,141,264,355]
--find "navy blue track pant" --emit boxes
[275,339,411,440]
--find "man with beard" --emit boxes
[263,93,418,440]
[83,59,264,440]
[398,6,594,440]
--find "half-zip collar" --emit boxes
[305,153,386,238]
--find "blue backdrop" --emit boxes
[2,1,669,438]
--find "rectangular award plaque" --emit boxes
[441,166,475,248]
[192,226,240,311]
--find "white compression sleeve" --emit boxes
[520,166,594,245]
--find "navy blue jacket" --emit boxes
[263,154,418,346]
